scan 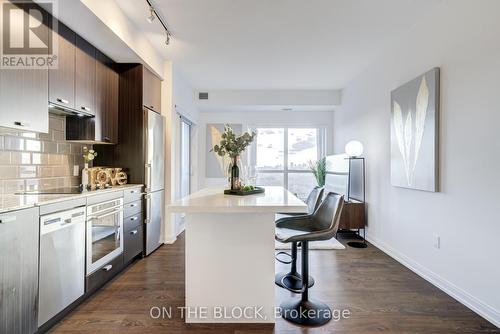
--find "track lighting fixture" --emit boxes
[146,7,155,23]
[145,0,173,46]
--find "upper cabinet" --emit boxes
[143,67,162,112]
[0,1,49,133]
[66,49,118,144]
[95,50,119,144]
[48,21,75,109]
[0,64,49,133]
[75,36,96,115]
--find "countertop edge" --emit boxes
[0,184,144,214]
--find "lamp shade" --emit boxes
[345,140,364,157]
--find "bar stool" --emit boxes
[275,186,324,292]
[275,192,344,326]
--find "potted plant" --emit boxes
[210,125,256,190]
[309,157,326,187]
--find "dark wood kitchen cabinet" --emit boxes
[49,21,76,109]
[143,67,161,112]
[75,35,96,115]
[0,1,49,133]
[67,49,118,143]
[0,61,49,133]
[95,50,119,144]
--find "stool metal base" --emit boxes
[275,272,314,292]
[280,298,332,326]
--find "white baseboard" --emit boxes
[163,236,177,244]
[176,223,186,236]
[163,223,186,245]
[367,235,500,328]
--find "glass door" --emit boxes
[86,198,124,274]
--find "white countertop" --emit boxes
[0,184,143,214]
[168,186,307,214]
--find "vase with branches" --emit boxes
[210,125,256,190]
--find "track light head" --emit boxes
[165,33,171,46]
[147,7,155,23]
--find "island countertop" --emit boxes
[168,186,307,214]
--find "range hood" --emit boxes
[49,103,95,118]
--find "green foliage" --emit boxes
[309,157,326,187]
[210,125,256,158]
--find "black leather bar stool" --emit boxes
[275,192,344,326]
[275,186,324,292]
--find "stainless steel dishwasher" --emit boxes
[38,206,86,327]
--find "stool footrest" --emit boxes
[281,273,306,293]
[275,251,293,264]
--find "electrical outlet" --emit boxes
[73,165,80,177]
[433,234,440,249]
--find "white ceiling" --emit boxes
[115,0,438,90]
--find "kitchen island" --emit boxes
[168,186,307,323]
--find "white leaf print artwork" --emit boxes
[392,75,430,186]
[404,111,413,185]
[413,76,429,176]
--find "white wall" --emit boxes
[198,110,335,188]
[163,62,200,243]
[332,0,500,326]
[195,89,341,112]
[80,0,165,77]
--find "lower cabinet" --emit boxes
[123,187,144,264]
[0,207,39,334]
[85,255,123,295]
[124,224,143,264]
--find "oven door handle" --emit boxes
[88,209,123,221]
[88,203,123,216]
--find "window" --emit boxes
[252,127,325,199]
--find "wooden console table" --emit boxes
[339,199,365,230]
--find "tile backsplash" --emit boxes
[0,114,88,194]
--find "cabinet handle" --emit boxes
[130,217,138,221]
[130,190,138,194]
[103,137,111,142]
[145,194,151,224]
[150,105,154,109]
[14,121,29,127]
[145,163,152,191]
[57,98,69,104]
[81,106,91,112]
[0,216,16,224]
[130,203,137,207]
[130,230,138,235]
[102,264,113,272]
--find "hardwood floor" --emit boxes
[50,233,499,333]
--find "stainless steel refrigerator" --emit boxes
[144,108,165,255]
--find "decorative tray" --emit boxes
[224,186,265,196]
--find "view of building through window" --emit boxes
[254,127,324,199]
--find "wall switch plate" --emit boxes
[433,234,440,249]
[73,165,80,176]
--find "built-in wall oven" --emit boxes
[86,198,124,275]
